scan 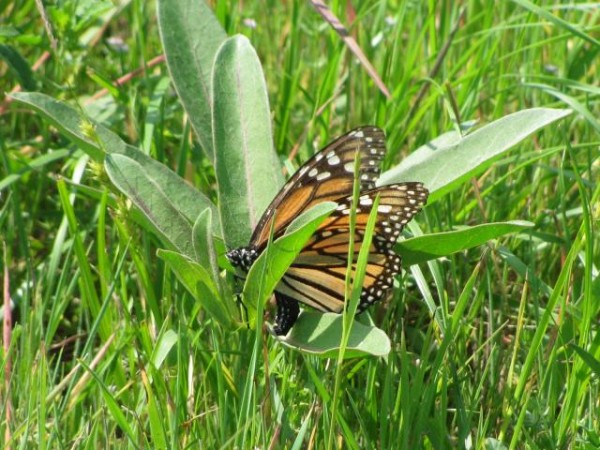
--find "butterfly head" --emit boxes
[226,246,258,272]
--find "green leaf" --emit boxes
[412,129,462,151]
[105,153,194,256]
[212,35,285,249]
[10,92,220,238]
[286,201,337,234]
[242,202,338,328]
[379,108,572,202]
[9,91,121,161]
[111,145,222,238]
[397,220,535,265]
[158,249,237,329]
[157,0,227,160]
[193,208,234,314]
[193,209,219,280]
[151,329,178,369]
[569,343,600,377]
[0,44,36,91]
[279,312,391,358]
[483,438,509,450]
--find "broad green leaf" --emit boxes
[157,0,227,159]
[192,208,219,281]
[242,202,337,327]
[379,108,572,201]
[279,312,391,358]
[112,144,221,237]
[396,220,534,265]
[13,92,221,236]
[10,91,120,161]
[412,129,462,152]
[213,35,285,249]
[10,92,220,236]
[193,208,234,315]
[105,153,194,256]
[158,249,237,328]
[151,329,178,370]
[285,201,338,234]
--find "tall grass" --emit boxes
[1,0,598,448]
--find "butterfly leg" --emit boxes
[273,293,300,336]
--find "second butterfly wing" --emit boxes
[272,182,428,334]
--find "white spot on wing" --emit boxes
[328,155,341,165]
[316,171,330,180]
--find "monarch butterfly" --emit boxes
[226,127,429,336]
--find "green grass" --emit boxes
[2,0,599,448]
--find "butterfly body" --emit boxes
[226,127,428,336]
[226,247,257,272]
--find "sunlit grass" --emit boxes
[1,0,598,448]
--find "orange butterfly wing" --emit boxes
[276,183,428,315]
[249,127,386,249]
[227,127,429,335]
